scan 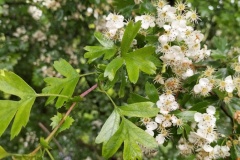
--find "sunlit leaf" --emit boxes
[84,46,117,63]
[40,137,51,149]
[0,146,10,159]
[145,82,159,102]
[118,102,159,117]
[95,109,120,144]
[123,118,158,149]
[42,59,80,108]
[102,122,125,158]
[124,46,157,83]
[0,70,36,139]
[123,139,142,160]
[121,21,141,56]
[94,32,114,48]
[50,112,74,134]
[104,57,124,81]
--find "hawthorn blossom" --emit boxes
[156,5,176,27]
[193,78,213,96]
[135,15,155,29]
[28,6,42,20]
[145,121,158,136]
[156,93,179,115]
[106,13,124,29]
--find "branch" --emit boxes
[38,122,64,154]
[28,84,98,156]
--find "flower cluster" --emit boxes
[144,92,183,145]
[28,6,42,20]
[177,106,230,159]
[100,1,239,159]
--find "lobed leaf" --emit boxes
[0,70,36,139]
[94,32,114,48]
[104,57,124,81]
[0,146,10,159]
[127,93,149,104]
[121,21,141,56]
[118,102,159,118]
[123,46,157,83]
[123,139,142,160]
[145,82,159,103]
[123,118,158,149]
[84,46,117,63]
[95,109,120,144]
[42,59,80,108]
[176,111,197,121]
[102,122,125,158]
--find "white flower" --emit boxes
[182,69,194,79]
[155,114,165,123]
[206,106,216,115]
[146,121,158,130]
[155,134,165,144]
[106,13,124,30]
[135,15,155,29]
[28,6,42,20]
[203,144,213,152]
[213,145,230,159]
[156,5,176,27]
[145,121,158,137]
[156,94,179,114]
[238,55,240,63]
[224,75,235,93]
[196,127,216,143]
[193,78,213,96]
[145,129,154,136]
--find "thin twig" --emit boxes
[38,122,64,154]
[29,84,98,156]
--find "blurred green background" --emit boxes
[0,0,240,159]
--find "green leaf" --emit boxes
[125,57,139,83]
[50,113,74,134]
[59,116,74,133]
[211,50,227,60]
[177,127,184,134]
[213,88,226,100]
[227,97,240,111]
[124,46,157,83]
[42,59,80,108]
[95,109,120,144]
[178,93,191,107]
[176,111,197,121]
[189,101,211,113]
[123,118,158,149]
[102,118,157,159]
[212,37,228,52]
[118,102,159,117]
[84,46,117,63]
[94,32,114,48]
[121,21,141,56]
[104,57,124,81]
[50,112,62,129]
[184,124,191,135]
[102,122,125,158]
[0,146,10,159]
[123,139,142,160]
[127,93,149,103]
[119,70,127,98]
[145,82,159,102]
[0,70,36,139]
[183,73,201,87]
[40,137,51,149]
